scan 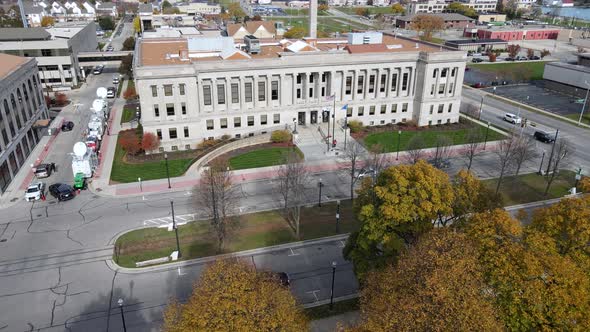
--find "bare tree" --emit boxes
[277,151,309,238]
[494,136,519,194]
[405,134,426,164]
[197,159,237,252]
[365,144,392,176]
[461,103,480,119]
[512,136,538,176]
[544,138,573,196]
[463,127,482,171]
[343,141,367,202]
[432,135,453,169]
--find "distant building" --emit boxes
[543,62,590,98]
[466,26,560,41]
[22,1,116,27]
[0,54,49,194]
[407,0,498,15]
[477,12,506,24]
[174,2,221,15]
[396,13,476,29]
[225,21,277,40]
[444,38,507,51]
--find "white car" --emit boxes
[25,182,45,201]
[504,113,522,124]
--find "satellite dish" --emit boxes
[96,87,107,99]
[92,99,105,112]
[73,142,87,157]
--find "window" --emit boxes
[171,146,178,151]
[447,119,451,124]
[358,106,364,116]
[441,68,448,78]
[41,49,52,56]
[431,84,435,95]
[273,113,280,124]
[402,103,408,112]
[297,74,302,84]
[166,103,175,116]
[437,119,442,125]
[448,83,454,94]
[438,104,444,113]
[391,104,397,113]
[322,72,327,82]
[156,129,162,140]
[321,87,325,97]
[261,114,267,125]
[203,85,212,105]
[368,75,375,93]
[438,84,445,94]
[391,73,398,92]
[185,144,191,150]
[151,85,157,97]
[369,106,375,115]
[164,84,173,96]
[181,103,186,115]
[433,68,438,78]
[220,118,228,129]
[271,81,279,100]
[217,84,225,104]
[245,82,253,102]
[309,74,314,83]
[169,128,177,139]
[154,104,159,117]
[258,81,265,102]
[179,84,185,95]
[402,73,409,91]
[247,116,254,126]
[347,107,352,117]
[184,126,189,137]
[429,105,434,115]
[380,74,386,92]
[297,89,301,98]
[451,68,457,77]
[231,83,239,103]
[206,120,214,130]
[448,103,453,112]
[234,117,241,127]
[380,105,386,114]
[357,76,364,94]
[309,87,313,98]
[345,77,352,95]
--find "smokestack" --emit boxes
[309,0,317,39]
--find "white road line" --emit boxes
[339,240,346,248]
[288,248,300,256]
[306,290,320,302]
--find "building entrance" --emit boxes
[310,111,318,124]
[298,112,306,125]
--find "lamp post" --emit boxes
[578,81,590,126]
[118,298,127,332]
[138,177,142,192]
[344,117,348,150]
[171,200,181,258]
[538,150,545,175]
[493,86,496,95]
[335,199,340,233]
[164,153,171,189]
[332,109,336,147]
[323,110,330,152]
[479,95,484,120]
[396,130,401,160]
[330,261,337,310]
[483,121,490,150]
[292,118,298,134]
[318,179,323,207]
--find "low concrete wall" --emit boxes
[191,133,272,171]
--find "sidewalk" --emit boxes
[310,311,360,332]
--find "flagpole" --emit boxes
[332,96,336,147]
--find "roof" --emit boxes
[445,38,507,45]
[226,21,276,37]
[546,61,590,74]
[397,13,475,22]
[139,3,152,13]
[22,2,45,14]
[0,53,30,79]
[0,27,51,41]
[345,43,389,53]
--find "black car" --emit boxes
[49,183,75,201]
[529,55,540,60]
[505,57,515,61]
[471,58,484,63]
[534,131,555,143]
[61,121,74,131]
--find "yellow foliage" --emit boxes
[41,16,54,27]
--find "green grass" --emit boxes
[229,147,304,170]
[421,36,444,44]
[483,170,577,206]
[336,6,394,15]
[564,112,590,125]
[362,123,505,153]
[110,139,194,183]
[283,8,329,16]
[114,200,358,268]
[305,298,360,320]
[275,16,373,34]
[468,61,549,81]
[120,108,135,124]
[116,78,125,97]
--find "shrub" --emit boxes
[141,132,160,152]
[270,130,292,143]
[488,52,497,62]
[347,120,364,133]
[197,139,219,150]
[540,49,551,58]
[119,131,141,155]
[136,123,143,139]
[221,134,231,140]
[123,87,137,100]
[54,93,68,106]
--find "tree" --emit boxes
[488,52,497,62]
[98,16,115,31]
[356,229,502,331]
[251,15,262,21]
[161,0,172,9]
[343,141,366,202]
[119,130,141,155]
[450,170,502,226]
[284,26,306,39]
[512,136,537,175]
[391,3,405,15]
[493,135,518,194]
[197,159,237,252]
[447,2,476,17]
[463,127,482,170]
[122,37,135,51]
[405,134,425,164]
[227,3,246,22]
[431,135,452,169]
[118,54,133,77]
[141,132,160,152]
[40,16,54,27]
[162,259,307,331]
[526,48,534,59]
[54,92,68,106]
[529,6,542,19]
[355,7,369,17]
[540,49,551,58]
[507,44,521,58]
[133,16,141,33]
[544,138,573,196]
[411,14,445,42]
[123,86,137,100]
[276,151,309,238]
[318,4,329,12]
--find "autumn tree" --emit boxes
[197,159,237,252]
[411,14,445,42]
[227,3,246,22]
[356,229,502,331]
[355,7,369,17]
[391,3,405,15]
[119,54,133,77]
[133,16,141,33]
[448,169,502,227]
[54,92,68,106]
[141,132,160,152]
[284,26,306,39]
[276,151,309,238]
[447,2,476,17]
[526,48,534,59]
[163,259,307,331]
[122,37,135,51]
[544,137,572,196]
[343,140,366,202]
[119,130,141,155]
[493,135,518,194]
[540,49,551,58]
[123,87,137,100]
[507,44,521,58]
[431,135,452,169]
[318,4,329,12]
[41,16,55,27]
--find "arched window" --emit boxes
[10,94,22,129]
[28,79,37,110]
[3,99,15,138]
[16,89,27,122]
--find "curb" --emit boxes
[107,233,350,274]
[504,193,583,211]
[303,293,359,309]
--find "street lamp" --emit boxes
[335,200,340,233]
[318,179,323,207]
[330,261,337,310]
[396,130,401,160]
[292,118,298,134]
[578,81,590,126]
[343,117,348,150]
[164,153,171,189]
[118,298,127,332]
[479,95,484,120]
[171,200,182,258]
[483,121,490,150]
[545,129,560,176]
[493,86,497,95]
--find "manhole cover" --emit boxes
[10,198,18,202]
[0,239,6,242]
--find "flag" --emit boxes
[325,94,335,101]
[341,104,348,111]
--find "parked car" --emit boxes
[34,163,55,178]
[472,82,485,88]
[61,121,74,132]
[529,55,540,60]
[357,167,376,179]
[106,45,114,52]
[107,87,116,98]
[503,113,522,124]
[428,158,451,169]
[25,182,45,201]
[515,56,527,61]
[96,30,105,37]
[112,75,120,85]
[93,65,104,75]
[505,57,515,61]
[471,58,484,63]
[49,183,75,201]
[533,130,556,143]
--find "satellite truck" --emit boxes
[71,142,98,190]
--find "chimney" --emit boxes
[309,0,317,39]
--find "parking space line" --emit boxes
[288,248,300,256]
[306,290,320,302]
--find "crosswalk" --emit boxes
[142,213,201,229]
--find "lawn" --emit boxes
[362,123,505,153]
[110,137,194,183]
[483,170,577,206]
[468,61,549,81]
[120,108,135,124]
[336,6,394,15]
[564,112,590,125]
[114,200,358,268]
[273,16,373,34]
[229,146,304,170]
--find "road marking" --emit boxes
[142,196,147,201]
[184,191,192,196]
[306,290,320,302]
[288,248,300,256]
[339,240,346,248]
[177,267,185,276]
[143,213,199,228]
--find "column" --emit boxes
[351,70,358,101]
[330,71,337,100]
[279,74,286,106]
[58,64,66,86]
[266,75,272,107]
[239,76,246,110]
[197,78,204,112]
[71,66,78,86]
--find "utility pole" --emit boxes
[545,129,559,176]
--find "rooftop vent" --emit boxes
[348,32,383,45]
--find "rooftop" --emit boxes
[0,53,30,79]
[45,26,86,38]
[476,24,558,31]
[546,61,590,74]
[138,33,445,67]
[445,38,507,44]
[0,28,50,41]
[397,13,476,22]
